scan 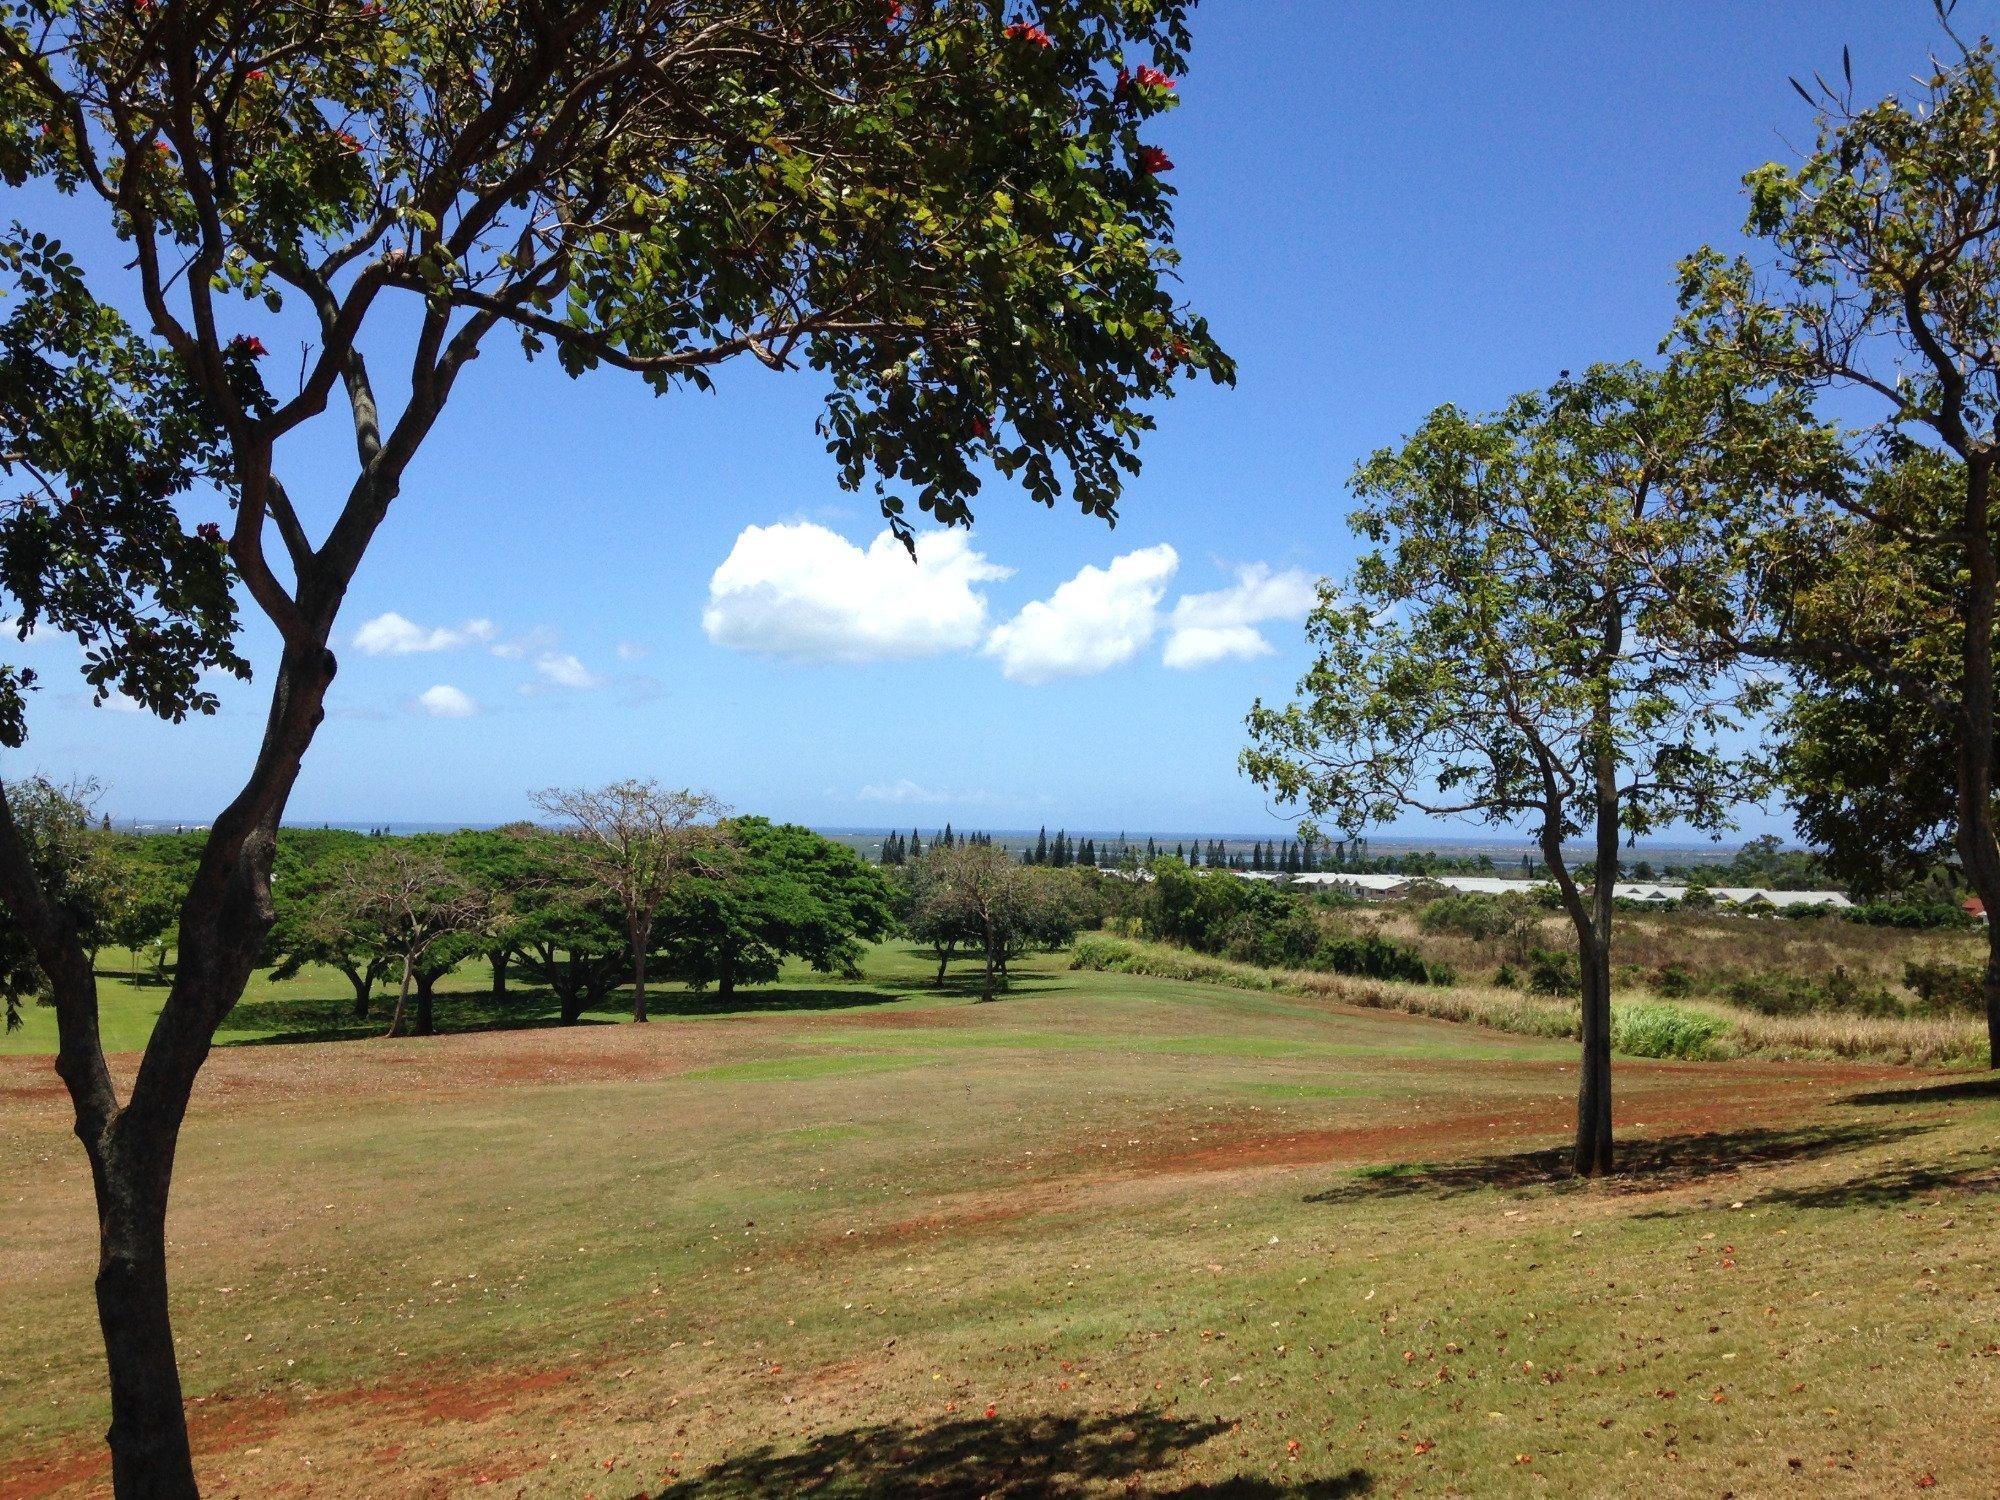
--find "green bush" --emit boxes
[1417,892,1529,942]
[1725,966,1902,1018]
[1315,931,1453,986]
[1612,1002,1727,1060]
[1524,946,1579,997]
[1653,964,1695,999]
[1846,899,1975,931]
[1904,960,1984,1015]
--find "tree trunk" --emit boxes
[717,949,735,1000]
[630,928,649,1024]
[1571,581,1624,1178]
[489,948,508,999]
[414,969,437,1036]
[92,1136,199,1499]
[385,953,413,1038]
[341,962,373,1020]
[979,919,997,1001]
[1573,926,1614,1179]
[1954,457,2000,1067]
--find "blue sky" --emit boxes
[15,2,1974,836]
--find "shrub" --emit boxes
[1525,946,1579,997]
[1847,899,1975,931]
[1493,962,1518,989]
[1417,892,1529,942]
[1653,963,1695,999]
[1726,966,1902,1018]
[1315,931,1453,986]
[1612,1002,1727,1060]
[1904,960,1984,1015]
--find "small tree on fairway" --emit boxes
[1244,362,1814,1176]
[914,840,1033,1000]
[320,843,492,1038]
[531,782,729,1023]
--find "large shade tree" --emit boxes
[1243,362,1831,1176]
[662,816,895,999]
[0,2,1229,1489]
[1673,21,2000,1061]
[529,781,730,1022]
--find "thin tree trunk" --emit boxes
[717,949,735,1000]
[385,953,413,1038]
[631,928,649,1023]
[489,948,508,999]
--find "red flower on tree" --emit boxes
[196,522,225,546]
[1137,145,1173,175]
[1115,64,1175,100]
[970,415,992,441]
[1004,21,1051,48]
[229,334,268,359]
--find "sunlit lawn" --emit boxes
[1,943,1994,1496]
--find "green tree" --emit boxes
[1673,27,2000,1061]
[530,782,731,1023]
[503,834,629,1026]
[264,829,389,1017]
[0,777,116,1023]
[315,841,493,1038]
[0,4,1229,1483]
[1243,363,1816,1175]
[104,847,181,985]
[662,818,894,998]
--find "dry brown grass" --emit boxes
[1356,899,1982,999]
[1074,933,1990,1067]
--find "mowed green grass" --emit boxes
[1,943,1997,1496]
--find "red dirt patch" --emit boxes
[0,1360,601,1500]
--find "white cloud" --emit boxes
[414,684,478,718]
[529,652,606,691]
[703,522,1011,663]
[353,612,498,656]
[491,624,558,661]
[615,641,650,662]
[858,779,953,805]
[1162,563,1320,669]
[983,544,1178,685]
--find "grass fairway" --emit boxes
[3,944,1998,1496]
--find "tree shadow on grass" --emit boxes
[1750,1152,2000,1210]
[637,987,920,1018]
[220,980,929,1045]
[1304,1121,1937,1206]
[1842,1076,2000,1108]
[652,1410,1370,1498]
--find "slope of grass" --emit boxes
[0,943,1993,1495]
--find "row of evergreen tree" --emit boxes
[877,825,994,866]
[878,826,1344,874]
